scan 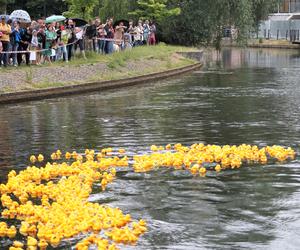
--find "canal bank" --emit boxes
[223,38,300,49]
[0,45,202,104]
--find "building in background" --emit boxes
[257,0,300,41]
[280,0,300,13]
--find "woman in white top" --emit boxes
[75,27,86,59]
[133,22,142,47]
[30,30,40,65]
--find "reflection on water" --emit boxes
[0,48,300,249]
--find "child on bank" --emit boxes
[30,30,40,65]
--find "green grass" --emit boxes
[30,80,67,89]
[63,44,197,68]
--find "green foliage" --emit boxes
[5,0,68,17]
[98,0,132,21]
[0,0,14,14]
[161,0,277,49]
[252,0,278,31]
[63,0,98,19]
[3,0,279,49]
[129,0,181,23]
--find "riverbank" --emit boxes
[0,45,199,94]
[222,38,300,49]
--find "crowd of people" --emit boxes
[0,16,157,68]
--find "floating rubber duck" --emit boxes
[13,241,24,248]
[6,225,17,238]
[30,155,36,164]
[199,167,207,176]
[37,154,44,162]
[215,164,221,172]
[27,236,38,247]
[38,239,48,250]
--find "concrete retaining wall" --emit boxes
[0,62,202,105]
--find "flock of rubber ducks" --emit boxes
[134,144,296,175]
[0,144,296,249]
[0,149,144,250]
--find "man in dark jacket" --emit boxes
[18,26,32,66]
[85,20,96,51]
[66,19,75,61]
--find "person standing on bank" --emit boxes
[104,18,114,54]
[114,22,126,50]
[96,18,106,54]
[85,20,97,51]
[18,26,32,66]
[66,19,75,61]
[149,21,157,45]
[143,20,150,45]
[0,16,11,67]
[11,21,21,67]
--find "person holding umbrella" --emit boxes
[0,16,11,67]
[45,15,66,24]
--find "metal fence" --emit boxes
[258,20,300,41]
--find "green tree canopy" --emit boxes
[3,0,67,17]
[63,0,98,20]
[0,0,15,14]
[129,0,181,23]
[2,0,278,49]
[161,0,277,49]
[98,0,133,21]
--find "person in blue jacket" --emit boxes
[11,20,21,67]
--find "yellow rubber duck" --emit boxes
[50,235,61,247]
[13,241,24,248]
[6,225,17,238]
[199,167,207,175]
[37,154,44,162]
[37,239,48,250]
[215,164,221,172]
[190,164,200,175]
[27,236,38,247]
[29,155,36,163]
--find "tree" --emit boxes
[129,0,181,23]
[161,0,277,49]
[98,0,132,21]
[26,0,68,17]
[4,0,68,18]
[63,0,98,19]
[252,0,277,36]
[0,0,15,14]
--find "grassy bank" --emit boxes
[0,44,199,94]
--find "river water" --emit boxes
[0,48,300,249]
